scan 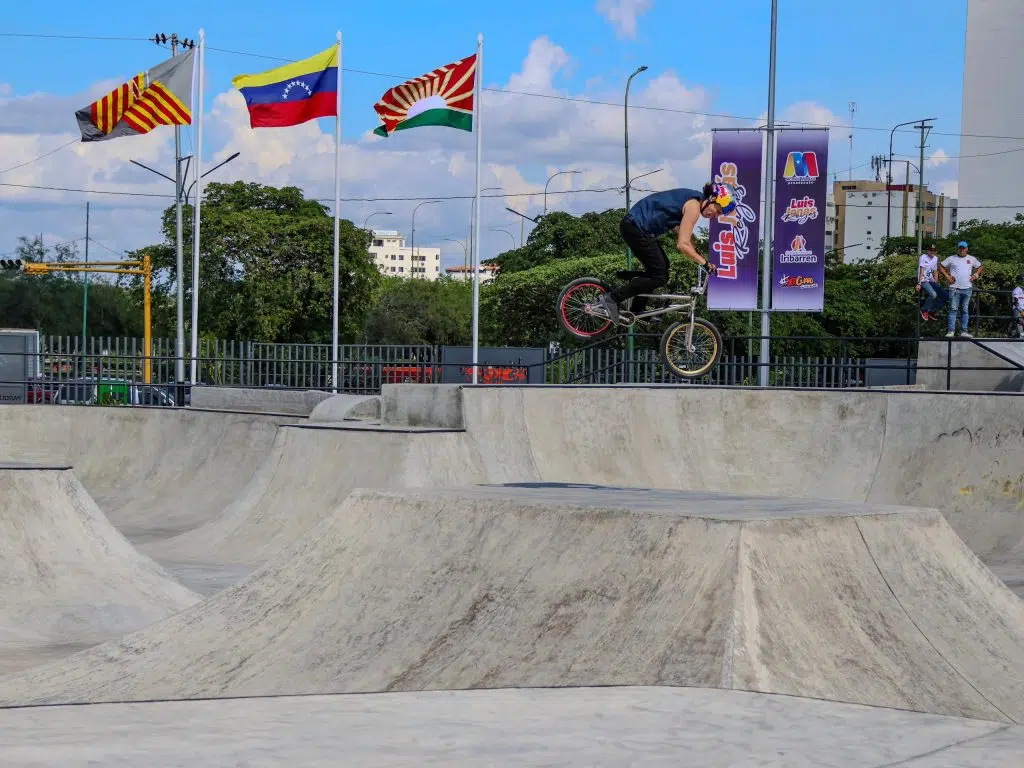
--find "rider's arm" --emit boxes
[675,202,710,267]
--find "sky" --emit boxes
[0,0,970,269]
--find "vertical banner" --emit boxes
[771,128,829,311]
[707,129,762,310]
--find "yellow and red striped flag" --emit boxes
[76,48,195,142]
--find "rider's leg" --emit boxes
[605,216,669,316]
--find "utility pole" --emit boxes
[914,120,933,258]
[848,102,855,180]
[624,65,647,381]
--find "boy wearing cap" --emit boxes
[916,243,947,321]
[939,241,984,338]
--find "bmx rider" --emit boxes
[596,182,734,324]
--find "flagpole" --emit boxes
[332,30,342,394]
[189,28,205,386]
[470,33,483,385]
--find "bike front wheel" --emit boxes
[556,276,615,339]
[660,317,723,379]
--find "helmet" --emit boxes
[710,183,738,215]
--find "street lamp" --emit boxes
[411,200,441,279]
[470,187,503,272]
[623,64,648,382]
[505,206,539,248]
[129,148,239,395]
[886,118,934,243]
[490,227,516,250]
[544,170,582,214]
[363,211,393,230]
[442,237,468,280]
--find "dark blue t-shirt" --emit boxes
[629,187,703,236]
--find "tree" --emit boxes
[362,276,472,346]
[124,181,381,343]
[486,208,628,274]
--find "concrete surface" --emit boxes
[0,405,287,542]
[2,486,1022,725]
[0,467,199,674]
[143,423,516,567]
[382,383,465,428]
[2,687,1023,767]
[917,340,1024,392]
[307,393,380,421]
[189,385,335,415]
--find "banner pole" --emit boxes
[332,31,342,394]
[470,33,484,385]
[189,28,205,386]
[759,0,778,387]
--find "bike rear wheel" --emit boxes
[556,277,615,339]
[660,317,723,379]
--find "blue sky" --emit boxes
[0,0,970,261]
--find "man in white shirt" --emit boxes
[1013,275,1024,338]
[916,243,947,321]
[939,241,984,338]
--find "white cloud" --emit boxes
[596,0,653,39]
[927,148,951,168]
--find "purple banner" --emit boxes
[771,129,829,311]
[707,130,762,310]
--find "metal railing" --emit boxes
[1,332,1021,408]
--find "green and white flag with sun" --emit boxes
[372,53,476,136]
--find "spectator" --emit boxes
[916,243,947,321]
[939,241,984,338]
[1013,274,1024,339]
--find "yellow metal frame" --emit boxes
[23,254,153,383]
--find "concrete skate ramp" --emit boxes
[917,340,1024,392]
[0,406,287,541]
[457,387,1024,581]
[143,422,533,566]
[0,466,199,674]
[1,486,1022,724]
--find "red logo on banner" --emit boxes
[778,274,819,289]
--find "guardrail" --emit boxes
[0,333,1021,407]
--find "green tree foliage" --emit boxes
[362,275,472,346]
[123,181,381,343]
[0,236,140,337]
[485,208,628,274]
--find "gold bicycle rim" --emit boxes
[663,321,719,377]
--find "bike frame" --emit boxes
[618,268,711,348]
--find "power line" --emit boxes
[4,178,1023,210]
[0,139,78,175]
[0,32,150,41]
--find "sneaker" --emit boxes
[921,311,930,321]
[960,331,973,339]
[597,293,620,324]
[945,331,955,338]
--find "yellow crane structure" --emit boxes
[19,254,154,384]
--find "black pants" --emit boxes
[610,215,669,314]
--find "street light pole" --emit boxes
[544,170,581,214]
[886,118,934,245]
[411,200,440,279]
[624,65,648,383]
[363,211,392,230]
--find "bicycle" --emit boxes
[555,267,723,379]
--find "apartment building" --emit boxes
[368,230,442,279]
[832,180,958,263]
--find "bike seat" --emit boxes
[615,270,647,279]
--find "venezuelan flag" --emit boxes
[232,45,338,128]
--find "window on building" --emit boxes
[373,239,383,247]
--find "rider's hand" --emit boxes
[705,261,718,275]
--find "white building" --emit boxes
[368,230,442,280]
[959,0,1024,224]
[445,264,499,284]
[832,181,958,263]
